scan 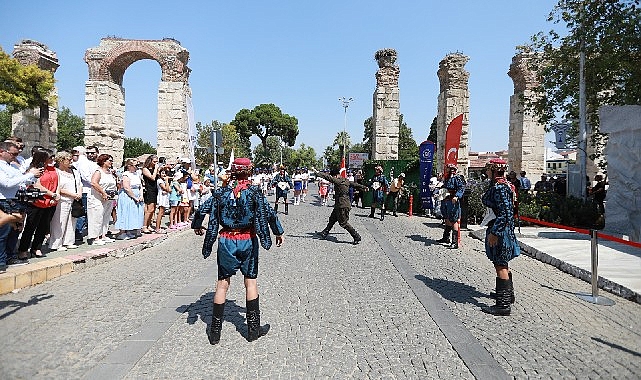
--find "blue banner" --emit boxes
[419,141,435,210]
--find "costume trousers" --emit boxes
[325,207,359,239]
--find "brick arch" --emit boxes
[83,37,192,166]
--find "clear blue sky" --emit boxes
[1,0,558,156]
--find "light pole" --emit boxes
[338,97,353,161]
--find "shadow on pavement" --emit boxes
[540,283,578,296]
[0,293,54,320]
[406,234,438,246]
[180,292,249,340]
[415,274,488,307]
[592,337,641,358]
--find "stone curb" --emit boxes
[468,229,641,304]
[0,229,187,296]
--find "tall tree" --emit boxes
[0,47,55,112]
[231,103,299,152]
[123,137,156,161]
[0,108,11,141]
[398,114,418,160]
[288,143,320,169]
[427,117,437,143]
[333,131,351,159]
[253,136,283,168]
[362,116,373,154]
[56,106,84,152]
[525,0,641,136]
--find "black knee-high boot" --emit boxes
[369,207,375,218]
[380,208,385,221]
[438,226,452,243]
[344,224,361,245]
[450,228,458,248]
[208,302,225,345]
[274,203,278,213]
[246,296,270,342]
[490,271,515,303]
[483,278,511,316]
[285,202,289,215]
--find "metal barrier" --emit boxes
[576,230,615,306]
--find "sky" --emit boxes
[1,0,559,157]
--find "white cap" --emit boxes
[181,157,190,163]
[72,146,86,154]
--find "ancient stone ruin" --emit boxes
[507,52,545,178]
[10,40,59,154]
[371,48,400,160]
[84,37,191,165]
[436,53,470,177]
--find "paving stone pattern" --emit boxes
[0,192,640,379]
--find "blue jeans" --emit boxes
[75,193,88,239]
[0,222,19,266]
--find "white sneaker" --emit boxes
[102,237,115,243]
[66,244,78,249]
[56,247,68,252]
[91,239,106,246]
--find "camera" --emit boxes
[105,190,117,200]
[159,156,166,164]
[0,187,47,214]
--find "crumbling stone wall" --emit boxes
[507,52,545,178]
[436,53,470,177]
[11,40,59,155]
[84,38,191,165]
[372,48,400,160]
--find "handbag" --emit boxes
[71,169,86,218]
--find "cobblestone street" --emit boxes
[1,196,640,379]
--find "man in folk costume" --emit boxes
[438,164,465,244]
[313,167,369,245]
[270,165,293,215]
[368,165,390,220]
[481,158,519,316]
[192,158,284,344]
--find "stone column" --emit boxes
[10,40,59,154]
[371,49,400,160]
[507,53,545,178]
[436,53,470,177]
[599,105,641,242]
[157,81,190,161]
[84,81,125,165]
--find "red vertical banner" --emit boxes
[340,157,347,178]
[444,114,464,172]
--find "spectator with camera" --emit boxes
[87,154,117,245]
[115,159,145,240]
[48,151,82,252]
[0,141,44,270]
[18,148,60,259]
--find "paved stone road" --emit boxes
[1,192,640,379]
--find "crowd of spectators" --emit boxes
[0,136,213,273]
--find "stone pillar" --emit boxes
[599,105,641,242]
[436,53,470,177]
[157,81,191,161]
[507,53,545,178]
[84,81,125,165]
[10,40,59,154]
[371,49,400,160]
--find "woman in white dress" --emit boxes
[154,169,170,233]
[115,159,144,239]
[49,151,82,251]
[87,154,117,245]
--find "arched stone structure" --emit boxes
[84,38,191,165]
[11,40,59,155]
[372,48,400,160]
[436,53,470,177]
[507,52,545,178]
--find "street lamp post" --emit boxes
[338,97,353,161]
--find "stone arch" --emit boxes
[84,38,191,165]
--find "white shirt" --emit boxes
[74,155,99,193]
[0,160,36,199]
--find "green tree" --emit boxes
[0,47,55,112]
[56,106,84,152]
[124,137,156,160]
[287,143,320,169]
[362,116,373,154]
[525,0,641,144]
[0,108,11,141]
[398,114,418,160]
[333,131,351,159]
[195,120,250,168]
[231,103,299,152]
[253,136,283,168]
[427,117,437,143]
